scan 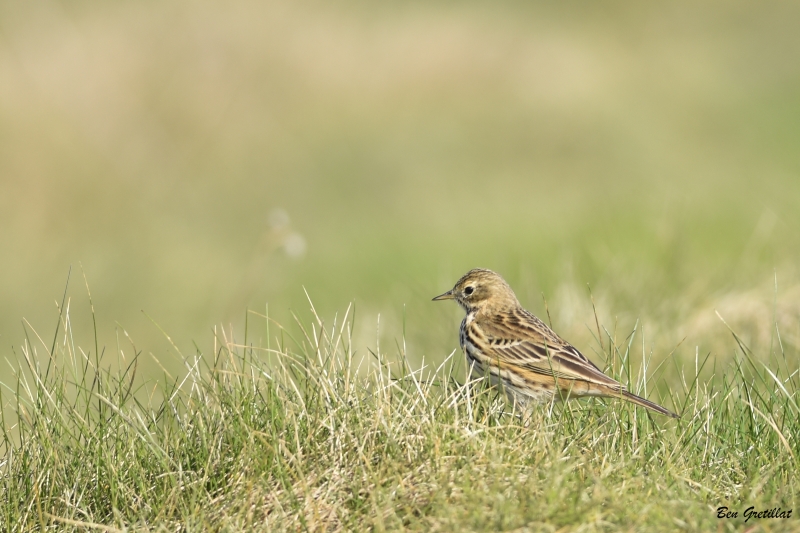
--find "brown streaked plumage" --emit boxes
[433,268,679,418]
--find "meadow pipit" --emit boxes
[434,268,679,418]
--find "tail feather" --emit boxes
[619,390,680,419]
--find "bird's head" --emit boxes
[433,268,519,313]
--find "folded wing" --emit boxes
[475,309,621,388]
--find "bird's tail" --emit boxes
[619,390,680,419]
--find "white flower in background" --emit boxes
[268,208,290,231]
[266,208,306,260]
[283,232,307,259]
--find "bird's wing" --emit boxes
[473,308,620,388]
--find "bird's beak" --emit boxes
[432,290,455,301]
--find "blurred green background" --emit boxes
[2,1,800,380]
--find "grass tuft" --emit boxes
[1,297,798,531]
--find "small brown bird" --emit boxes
[434,268,679,418]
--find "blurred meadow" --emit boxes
[2,0,800,383]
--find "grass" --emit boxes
[1,287,798,532]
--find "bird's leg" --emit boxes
[509,392,535,427]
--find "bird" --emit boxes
[433,268,679,418]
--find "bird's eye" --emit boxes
[464,286,474,295]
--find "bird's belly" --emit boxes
[462,342,556,405]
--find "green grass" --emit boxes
[2,290,798,532]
